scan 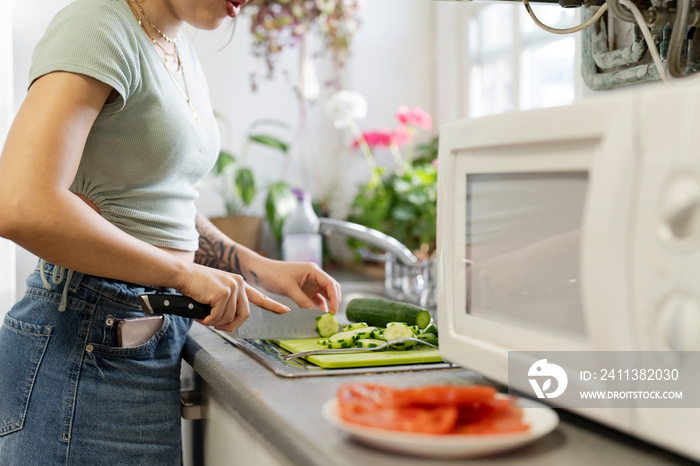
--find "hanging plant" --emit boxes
[247,0,364,91]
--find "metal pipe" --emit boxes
[582,6,663,89]
[591,17,649,70]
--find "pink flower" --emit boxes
[390,125,412,148]
[353,130,392,148]
[396,105,432,130]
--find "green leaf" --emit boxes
[213,151,236,175]
[235,168,256,206]
[248,119,292,132]
[249,134,289,153]
[265,182,296,242]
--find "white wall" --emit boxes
[189,0,440,220]
[1,0,17,315]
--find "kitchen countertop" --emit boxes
[183,323,697,466]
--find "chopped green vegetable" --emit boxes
[316,313,340,338]
[346,298,432,329]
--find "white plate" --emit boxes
[321,395,559,458]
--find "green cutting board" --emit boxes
[278,338,443,369]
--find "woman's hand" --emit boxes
[193,215,341,314]
[254,261,342,314]
[176,262,290,332]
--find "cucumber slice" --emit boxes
[328,339,353,349]
[343,322,368,331]
[382,323,416,350]
[421,323,438,336]
[328,330,357,349]
[409,325,421,335]
[346,298,432,329]
[356,338,387,349]
[390,341,417,350]
[347,326,378,340]
[318,339,330,346]
[383,323,413,340]
[316,313,340,337]
[419,332,438,346]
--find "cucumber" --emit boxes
[343,322,368,331]
[390,341,417,350]
[328,330,357,349]
[346,298,432,329]
[386,322,408,327]
[316,313,340,337]
[383,323,414,340]
[356,338,387,349]
[421,323,438,336]
[383,323,416,349]
[419,332,438,346]
[409,325,421,335]
[346,326,378,340]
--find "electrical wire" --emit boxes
[522,0,700,83]
[522,0,608,35]
[667,0,691,78]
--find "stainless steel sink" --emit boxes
[213,281,456,378]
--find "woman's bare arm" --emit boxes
[194,214,341,312]
[0,71,288,330]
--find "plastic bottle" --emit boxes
[282,189,322,266]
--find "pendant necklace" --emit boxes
[127,0,200,121]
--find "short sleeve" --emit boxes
[29,0,141,110]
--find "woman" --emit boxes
[0,0,341,463]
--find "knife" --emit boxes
[138,293,329,339]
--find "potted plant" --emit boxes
[209,119,297,251]
[325,91,438,261]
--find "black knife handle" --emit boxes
[139,294,211,319]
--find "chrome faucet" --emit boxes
[316,218,418,266]
[316,218,437,313]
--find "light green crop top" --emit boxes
[29,0,220,251]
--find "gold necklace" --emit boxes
[132,0,176,44]
[126,0,200,121]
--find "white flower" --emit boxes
[325,90,367,129]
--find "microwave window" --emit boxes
[466,172,588,338]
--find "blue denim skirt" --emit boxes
[0,262,192,465]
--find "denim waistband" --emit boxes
[35,260,179,313]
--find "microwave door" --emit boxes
[465,171,588,338]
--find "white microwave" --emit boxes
[437,82,700,461]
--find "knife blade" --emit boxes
[138,293,328,339]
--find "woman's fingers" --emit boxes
[190,271,253,330]
[246,284,290,314]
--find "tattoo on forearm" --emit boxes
[195,216,243,275]
[250,270,260,286]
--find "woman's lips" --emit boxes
[226,1,243,18]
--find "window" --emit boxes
[468,3,578,118]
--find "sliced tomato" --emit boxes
[341,405,459,434]
[454,406,529,435]
[394,385,498,407]
[335,383,529,435]
[337,383,398,409]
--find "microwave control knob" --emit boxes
[662,175,700,240]
[657,294,700,351]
